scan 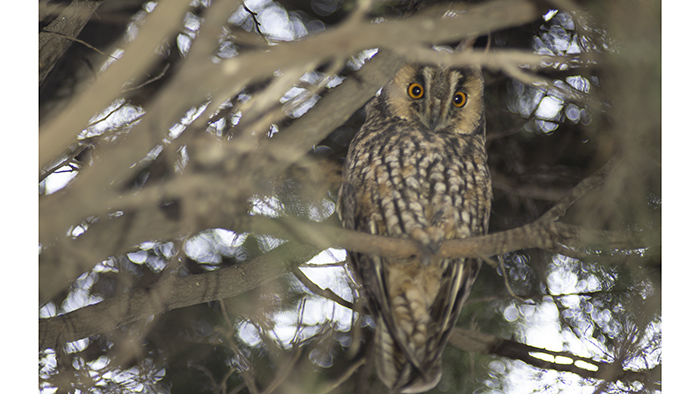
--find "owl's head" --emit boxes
[379,64,485,135]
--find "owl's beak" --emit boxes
[427,98,448,131]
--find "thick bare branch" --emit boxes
[39,241,321,349]
[239,212,646,262]
[39,0,105,85]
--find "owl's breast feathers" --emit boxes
[343,98,491,241]
[340,98,491,393]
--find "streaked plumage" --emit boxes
[339,63,492,393]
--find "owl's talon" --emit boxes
[420,241,442,266]
[426,240,441,255]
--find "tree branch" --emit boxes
[39,0,195,169]
[39,241,321,349]
[39,0,105,85]
[293,268,355,311]
[239,208,646,263]
[39,156,650,350]
[448,327,658,388]
[538,156,619,223]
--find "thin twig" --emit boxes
[481,255,528,303]
[121,63,171,93]
[538,156,618,223]
[259,329,305,394]
[39,143,91,182]
[293,268,354,310]
[86,100,128,128]
[218,300,260,394]
[190,364,220,391]
[40,29,116,58]
[242,4,266,40]
[317,357,367,394]
[228,382,247,394]
[299,261,349,268]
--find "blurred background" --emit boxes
[38,0,660,393]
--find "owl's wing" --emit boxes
[429,257,481,358]
[336,183,352,229]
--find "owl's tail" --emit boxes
[374,316,442,393]
[372,257,481,393]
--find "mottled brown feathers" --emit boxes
[339,63,492,393]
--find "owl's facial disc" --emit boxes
[408,66,465,132]
[382,64,484,136]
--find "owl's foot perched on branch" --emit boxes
[410,226,445,264]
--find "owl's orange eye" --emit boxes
[453,92,467,107]
[407,83,424,99]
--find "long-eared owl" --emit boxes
[338,63,492,393]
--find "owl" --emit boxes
[338,63,492,393]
